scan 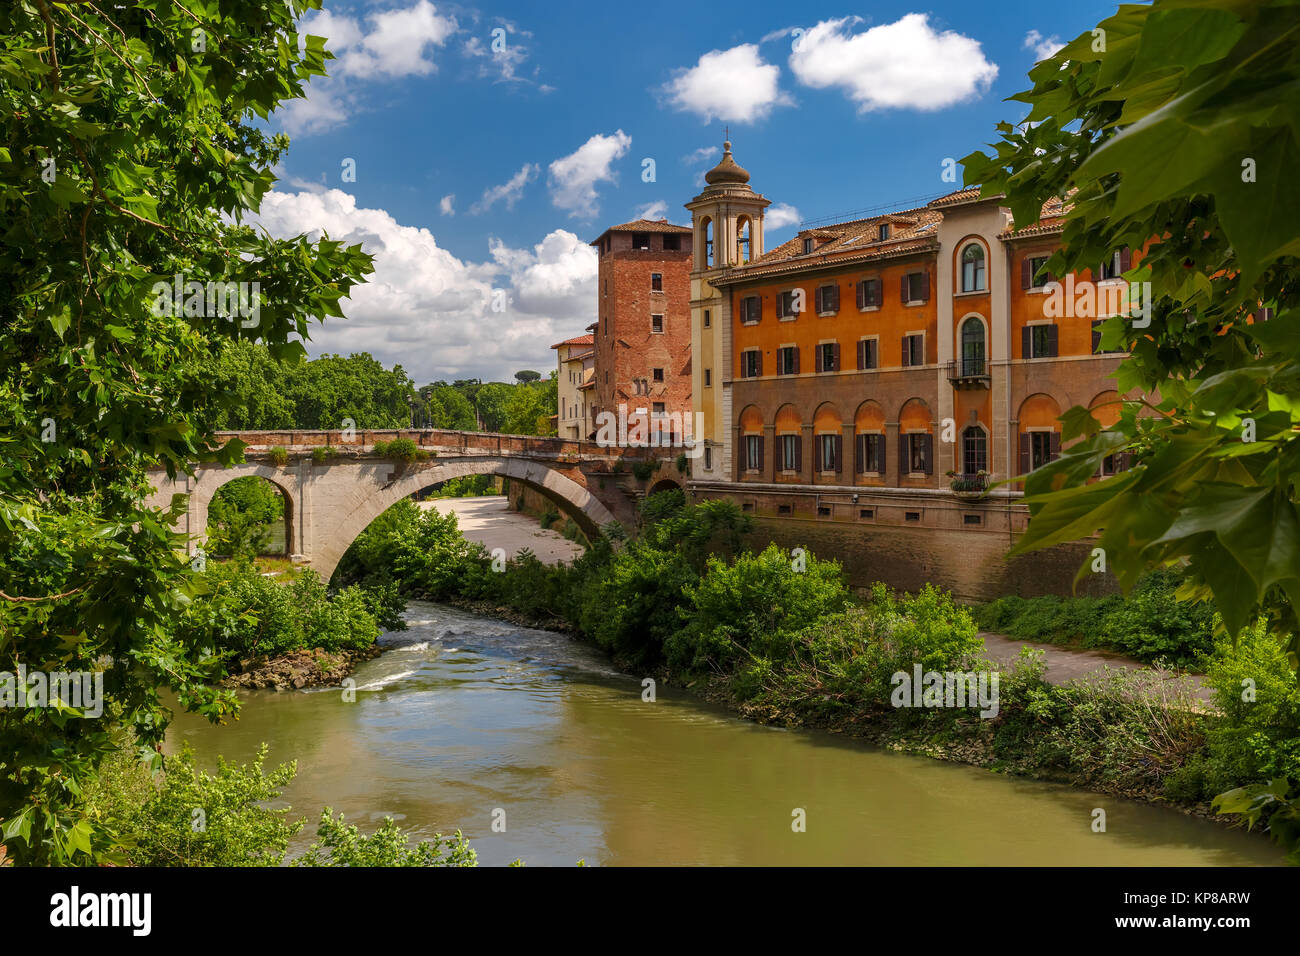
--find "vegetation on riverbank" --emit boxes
[334,489,1300,861]
[81,745,475,867]
[972,570,1218,669]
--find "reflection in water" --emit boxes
[168,602,1281,866]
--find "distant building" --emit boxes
[587,218,694,443]
[551,334,594,440]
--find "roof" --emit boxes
[713,204,944,284]
[927,187,985,208]
[589,218,692,245]
[550,333,594,350]
[1001,195,1070,239]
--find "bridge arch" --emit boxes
[314,456,618,582]
[188,464,299,559]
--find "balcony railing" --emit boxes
[950,473,988,493]
[945,358,990,388]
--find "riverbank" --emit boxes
[221,645,384,691]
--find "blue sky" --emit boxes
[256,0,1120,384]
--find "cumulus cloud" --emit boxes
[548,130,631,219]
[1023,30,1065,61]
[471,163,538,214]
[682,146,720,166]
[277,82,351,137]
[765,203,801,231]
[439,194,455,216]
[661,44,791,123]
[634,200,669,221]
[789,14,998,111]
[247,189,596,382]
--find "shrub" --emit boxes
[269,445,288,466]
[206,476,284,558]
[632,460,656,481]
[540,508,559,530]
[311,446,335,463]
[676,452,689,473]
[332,498,484,600]
[293,809,476,867]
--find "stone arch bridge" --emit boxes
[145,429,684,582]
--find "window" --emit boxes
[632,232,650,250]
[962,426,987,475]
[702,218,714,267]
[652,402,665,416]
[704,446,713,470]
[817,434,840,472]
[779,434,799,472]
[859,508,874,519]
[905,511,921,522]
[856,277,881,310]
[703,309,711,328]
[815,342,839,372]
[741,350,761,378]
[777,346,799,375]
[1026,323,1058,358]
[778,503,792,515]
[663,233,680,251]
[904,434,933,475]
[744,435,763,472]
[652,367,664,382]
[961,243,986,292]
[817,506,831,517]
[738,217,752,263]
[856,433,884,474]
[651,314,664,333]
[777,290,801,319]
[1023,255,1053,289]
[802,237,814,254]
[1099,248,1131,280]
[903,271,929,304]
[902,333,925,367]
[740,296,761,324]
[704,368,712,387]
[815,284,840,315]
[857,338,878,370]
[741,500,753,511]
[963,514,982,526]
[879,224,890,241]
[1028,431,1056,470]
[651,273,662,291]
[960,318,986,376]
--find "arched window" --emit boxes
[737,217,751,264]
[962,426,987,476]
[960,317,985,377]
[961,243,986,292]
[702,218,714,267]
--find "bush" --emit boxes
[269,445,288,466]
[206,476,284,558]
[333,498,484,600]
[372,437,428,462]
[1202,622,1300,794]
[632,460,656,481]
[539,508,559,529]
[293,809,476,867]
[311,446,335,463]
[666,544,848,673]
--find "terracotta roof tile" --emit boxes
[550,333,594,349]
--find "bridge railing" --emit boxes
[216,429,663,461]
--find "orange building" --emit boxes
[685,144,1136,598]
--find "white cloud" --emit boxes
[471,163,538,214]
[439,194,455,216]
[278,81,351,137]
[463,29,531,83]
[682,146,719,165]
[661,44,791,123]
[247,189,596,382]
[789,14,998,111]
[1023,30,1064,61]
[548,130,631,219]
[765,203,801,231]
[634,200,669,221]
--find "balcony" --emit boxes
[946,358,991,389]
[949,472,988,496]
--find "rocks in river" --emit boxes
[220,644,383,691]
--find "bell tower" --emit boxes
[685,139,770,482]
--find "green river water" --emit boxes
[168,601,1282,866]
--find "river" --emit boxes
[169,601,1282,866]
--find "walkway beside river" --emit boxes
[419,495,585,565]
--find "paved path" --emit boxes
[978,631,1212,704]
[418,495,585,566]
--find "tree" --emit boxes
[514,369,541,383]
[0,0,372,863]
[961,0,1300,855]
